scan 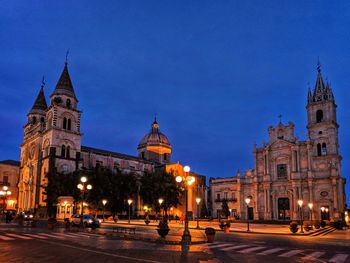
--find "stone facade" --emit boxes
[210,66,346,221]
[0,160,20,211]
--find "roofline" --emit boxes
[81,146,154,164]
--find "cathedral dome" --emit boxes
[137,119,171,149]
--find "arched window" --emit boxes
[63,117,67,129]
[32,116,37,124]
[67,119,71,131]
[316,110,324,123]
[163,153,167,161]
[61,145,66,158]
[322,143,327,156]
[317,143,322,156]
[66,146,70,158]
[40,117,45,123]
[66,99,71,108]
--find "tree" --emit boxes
[43,170,81,217]
[87,168,138,215]
[200,200,208,218]
[140,171,182,216]
[221,199,230,218]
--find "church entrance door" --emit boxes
[278,198,290,220]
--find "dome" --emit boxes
[138,119,171,149]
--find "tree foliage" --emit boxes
[221,199,230,218]
[44,167,138,216]
[139,171,182,215]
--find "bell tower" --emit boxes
[306,62,345,219]
[306,63,339,157]
[43,61,82,174]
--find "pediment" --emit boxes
[269,140,294,150]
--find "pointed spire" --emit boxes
[30,78,48,113]
[51,58,77,101]
[307,82,312,104]
[312,60,327,101]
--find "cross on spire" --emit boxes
[65,49,69,64]
[317,57,321,73]
[41,76,45,89]
[278,114,282,124]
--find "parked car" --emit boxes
[71,214,100,228]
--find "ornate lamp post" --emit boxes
[297,200,304,233]
[321,206,325,220]
[229,208,232,219]
[245,197,251,232]
[128,199,133,224]
[308,203,313,222]
[0,186,11,221]
[77,176,92,227]
[195,197,201,229]
[176,165,195,256]
[102,199,107,222]
[325,208,329,220]
[158,198,164,216]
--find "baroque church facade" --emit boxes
[210,66,347,221]
[17,61,206,217]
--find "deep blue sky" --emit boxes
[0,1,349,204]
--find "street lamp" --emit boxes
[308,203,313,222]
[158,198,164,216]
[229,208,232,219]
[77,176,92,227]
[0,186,12,221]
[176,165,195,256]
[102,199,107,222]
[128,199,133,224]
[325,208,329,220]
[195,197,201,229]
[298,200,304,233]
[245,197,251,232]
[321,207,325,220]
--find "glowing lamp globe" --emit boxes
[297,200,303,207]
[80,176,87,183]
[86,184,92,190]
[245,198,251,205]
[176,176,182,183]
[183,166,190,173]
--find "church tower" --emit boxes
[306,63,345,219]
[42,61,82,175]
[307,63,339,157]
[137,118,172,164]
[18,61,82,213]
[18,80,48,212]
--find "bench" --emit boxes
[112,226,136,234]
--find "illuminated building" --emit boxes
[210,65,346,221]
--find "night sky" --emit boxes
[0,1,349,204]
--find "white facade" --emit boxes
[210,67,346,221]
